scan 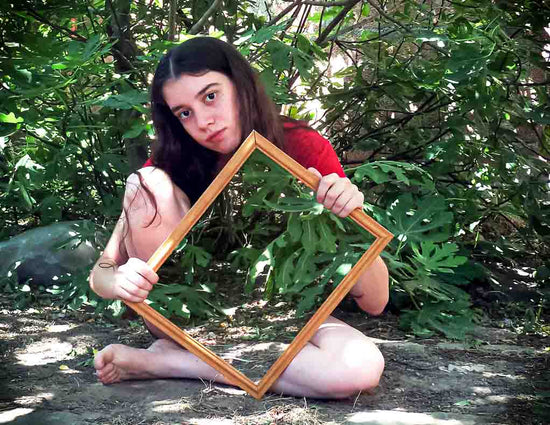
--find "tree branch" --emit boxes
[315,0,361,44]
[168,0,177,41]
[388,128,452,160]
[24,8,87,42]
[189,0,223,35]
[267,1,302,27]
[511,79,550,87]
[365,0,449,56]
[283,0,356,5]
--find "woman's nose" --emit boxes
[196,110,215,130]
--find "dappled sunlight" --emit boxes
[346,410,476,425]
[150,398,191,414]
[0,408,34,423]
[13,392,55,406]
[46,323,77,333]
[16,338,73,366]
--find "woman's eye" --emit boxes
[206,92,216,102]
[179,110,190,120]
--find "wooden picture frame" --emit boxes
[123,131,393,399]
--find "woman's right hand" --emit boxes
[112,258,159,303]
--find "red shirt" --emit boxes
[142,121,345,178]
[282,121,345,178]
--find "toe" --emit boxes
[94,346,114,370]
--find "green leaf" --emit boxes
[386,193,453,244]
[400,298,474,340]
[317,216,337,253]
[246,237,278,293]
[16,181,34,209]
[296,285,325,316]
[0,112,24,123]
[100,90,149,110]
[82,35,101,60]
[352,161,434,190]
[263,197,320,212]
[525,106,550,124]
[287,213,303,243]
[123,121,147,138]
[301,220,318,253]
[248,23,286,44]
[266,39,291,71]
[410,241,467,274]
[275,249,301,291]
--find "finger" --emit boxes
[97,362,114,378]
[118,264,154,291]
[307,167,323,196]
[122,281,149,300]
[307,167,322,178]
[338,192,364,218]
[127,269,154,291]
[102,368,119,384]
[331,192,354,216]
[115,284,148,303]
[316,173,342,204]
[126,258,159,285]
[334,195,358,217]
[323,179,350,209]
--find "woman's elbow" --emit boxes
[366,295,388,316]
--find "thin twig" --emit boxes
[315,0,361,44]
[267,1,301,27]
[282,0,356,5]
[366,0,449,56]
[24,7,87,42]
[189,0,223,34]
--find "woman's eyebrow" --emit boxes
[170,83,220,112]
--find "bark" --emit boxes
[105,0,148,172]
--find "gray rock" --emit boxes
[0,221,106,287]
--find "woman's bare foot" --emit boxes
[94,338,232,385]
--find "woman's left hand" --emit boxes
[308,167,364,218]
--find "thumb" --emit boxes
[308,167,322,178]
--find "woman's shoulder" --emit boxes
[282,119,345,177]
[283,119,326,150]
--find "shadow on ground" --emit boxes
[1,294,548,425]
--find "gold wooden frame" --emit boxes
[123,131,393,399]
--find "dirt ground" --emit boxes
[0,291,548,425]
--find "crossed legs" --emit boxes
[94,167,385,398]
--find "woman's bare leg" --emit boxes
[95,167,384,398]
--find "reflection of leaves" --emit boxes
[301,220,318,253]
[246,236,281,293]
[180,245,212,284]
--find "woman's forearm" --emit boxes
[89,257,119,300]
[349,256,389,316]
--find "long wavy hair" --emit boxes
[149,37,285,203]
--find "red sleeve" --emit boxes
[283,125,345,178]
[143,158,154,167]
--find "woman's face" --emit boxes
[162,71,242,155]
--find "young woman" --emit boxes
[89,37,389,399]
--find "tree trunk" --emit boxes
[106,0,149,172]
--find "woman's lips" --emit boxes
[206,128,226,143]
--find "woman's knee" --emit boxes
[327,340,385,396]
[124,167,190,222]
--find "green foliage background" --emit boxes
[1,0,548,338]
